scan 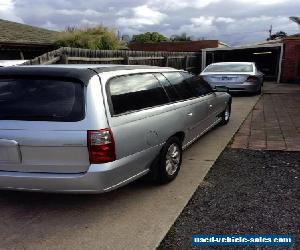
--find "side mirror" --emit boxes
[214,85,229,93]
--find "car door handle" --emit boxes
[209,104,213,108]
[187,112,193,116]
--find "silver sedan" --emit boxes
[200,62,264,94]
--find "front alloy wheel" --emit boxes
[165,143,181,176]
[220,104,231,125]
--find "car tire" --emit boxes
[256,85,262,95]
[151,137,182,184]
[219,103,231,125]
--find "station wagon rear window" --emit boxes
[204,64,253,72]
[0,78,84,122]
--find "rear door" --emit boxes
[0,77,91,173]
[105,73,172,177]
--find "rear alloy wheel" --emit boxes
[219,104,231,125]
[152,137,182,184]
[256,85,262,95]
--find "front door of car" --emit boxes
[206,92,224,126]
[160,72,210,143]
[184,96,210,141]
[179,73,222,134]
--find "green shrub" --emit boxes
[55,26,122,50]
[131,32,169,43]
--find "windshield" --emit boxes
[204,64,253,73]
[0,78,84,122]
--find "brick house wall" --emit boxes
[129,40,219,52]
[281,38,300,83]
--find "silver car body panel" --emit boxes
[0,65,230,193]
[0,76,107,174]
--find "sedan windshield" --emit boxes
[205,64,253,72]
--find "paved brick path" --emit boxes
[231,93,300,151]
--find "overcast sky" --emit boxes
[0,0,299,45]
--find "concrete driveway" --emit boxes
[0,94,260,250]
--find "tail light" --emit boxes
[87,129,116,164]
[246,76,258,82]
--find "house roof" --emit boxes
[0,19,58,45]
[255,33,300,44]
[218,41,231,48]
[129,40,220,52]
[284,33,300,40]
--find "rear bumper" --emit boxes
[0,146,159,193]
[0,169,147,194]
[210,82,260,93]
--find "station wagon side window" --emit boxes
[162,72,196,101]
[153,73,180,102]
[180,72,214,96]
[108,73,169,115]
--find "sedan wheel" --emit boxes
[256,85,262,95]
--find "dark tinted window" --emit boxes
[162,72,195,100]
[181,72,213,96]
[153,73,179,102]
[109,74,169,115]
[0,78,84,121]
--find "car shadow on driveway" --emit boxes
[0,176,159,249]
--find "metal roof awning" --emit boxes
[202,42,283,52]
[201,43,284,83]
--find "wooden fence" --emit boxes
[23,47,202,73]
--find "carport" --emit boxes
[201,43,283,83]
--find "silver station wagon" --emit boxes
[0,65,231,193]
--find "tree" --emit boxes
[131,32,169,43]
[55,26,122,50]
[267,31,288,40]
[289,16,300,27]
[170,33,191,41]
